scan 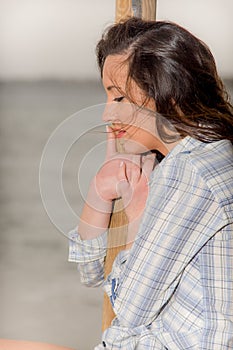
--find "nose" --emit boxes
[102,103,110,123]
[102,102,119,123]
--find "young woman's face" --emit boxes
[102,54,170,155]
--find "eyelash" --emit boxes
[113,96,124,102]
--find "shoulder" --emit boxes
[160,136,233,179]
[152,137,233,215]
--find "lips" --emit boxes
[112,129,126,139]
[109,124,126,138]
[115,130,126,138]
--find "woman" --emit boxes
[2,17,232,350]
[69,18,233,349]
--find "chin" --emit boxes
[116,139,152,154]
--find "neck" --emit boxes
[158,138,182,156]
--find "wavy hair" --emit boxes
[96,17,233,143]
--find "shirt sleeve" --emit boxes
[200,223,233,349]
[102,154,229,345]
[68,228,107,287]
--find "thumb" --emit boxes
[106,126,116,159]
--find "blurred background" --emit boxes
[0,0,232,349]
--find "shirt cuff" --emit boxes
[68,228,107,263]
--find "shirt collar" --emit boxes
[165,136,203,159]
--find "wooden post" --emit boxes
[102,199,128,331]
[115,0,157,22]
[102,0,157,332]
[142,0,157,20]
[115,0,132,22]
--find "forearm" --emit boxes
[68,229,107,286]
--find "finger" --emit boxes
[117,161,130,196]
[132,154,141,168]
[128,154,141,184]
[117,161,129,182]
[141,154,155,180]
[106,126,117,159]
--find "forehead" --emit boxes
[102,54,128,87]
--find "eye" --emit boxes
[113,96,124,102]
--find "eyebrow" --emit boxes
[106,85,120,91]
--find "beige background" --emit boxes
[0,0,233,80]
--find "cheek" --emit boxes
[127,126,159,150]
[130,117,156,136]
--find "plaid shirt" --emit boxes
[69,136,233,349]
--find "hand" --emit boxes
[84,126,136,215]
[82,127,155,243]
[116,153,155,248]
[78,127,118,239]
[94,126,128,202]
[117,153,155,223]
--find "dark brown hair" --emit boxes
[96,17,233,143]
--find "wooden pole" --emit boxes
[142,0,157,20]
[115,0,157,22]
[102,0,157,332]
[102,199,128,331]
[115,0,132,22]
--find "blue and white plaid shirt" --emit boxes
[69,136,233,349]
